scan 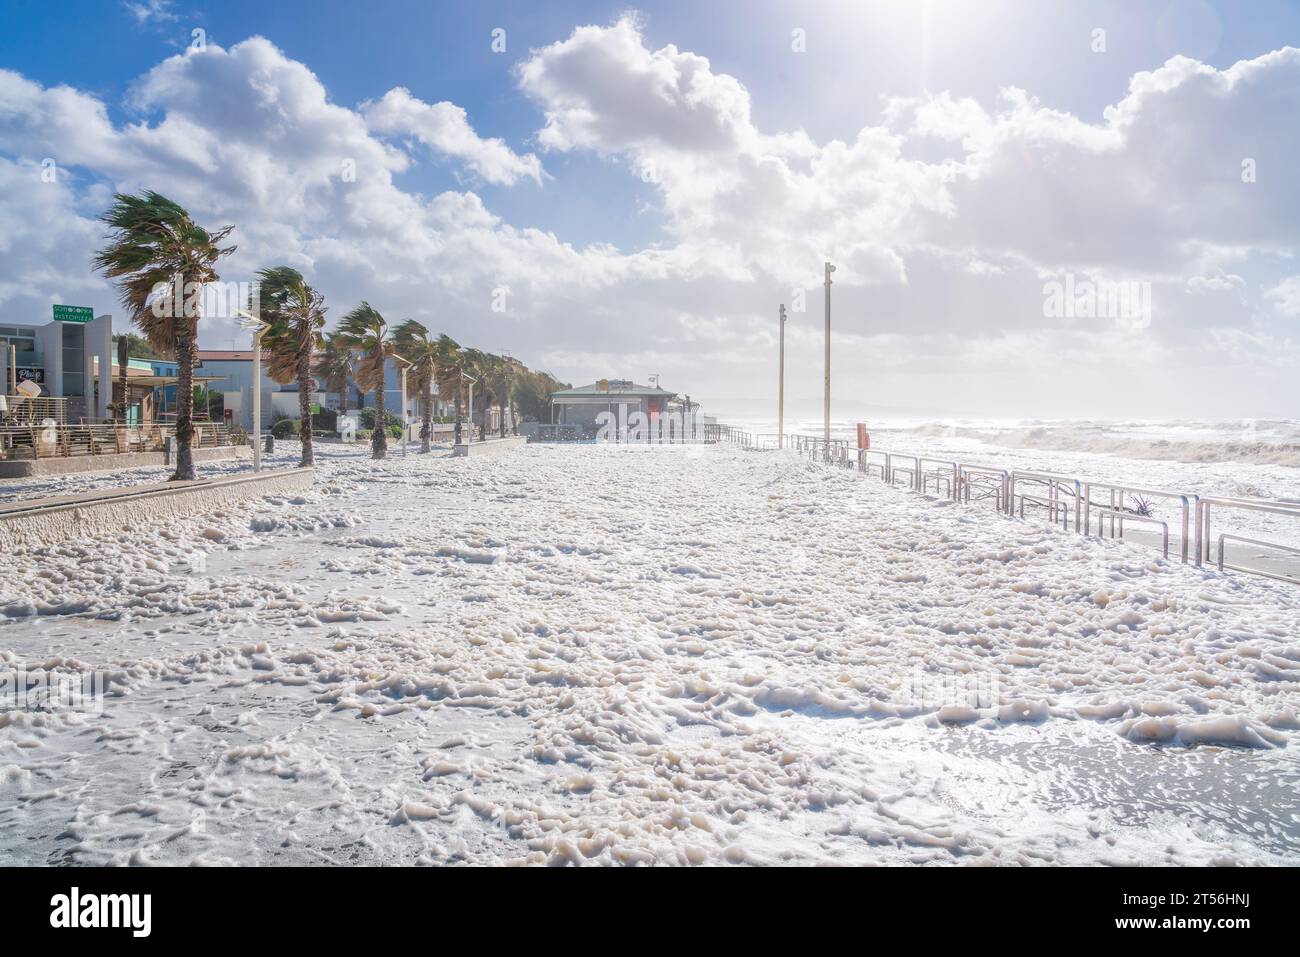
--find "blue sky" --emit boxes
[2,1,1300,415]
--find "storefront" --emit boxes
[0,313,113,422]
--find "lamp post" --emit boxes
[823,261,835,460]
[778,303,786,450]
[392,354,411,457]
[462,371,477,443]
[234,308,269,472]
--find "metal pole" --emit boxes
[252,331,262,472]
[400,367,408,457]
[823,262,835,459]
[778,303,786,450]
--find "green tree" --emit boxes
[461,348,491,441]
[315,332,354,414]
[337,302,392,459]
[256,266,327,467]
[434,334,466,442]
[93,190,235,480]
[392,319,438,453]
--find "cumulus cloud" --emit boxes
[363,88,543,186]
[0,19,1297,416]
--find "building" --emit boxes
[0,315,113,421]
[193,350,260,430]
[549,379,678,433]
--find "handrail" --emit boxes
[1083,502,1170,559]
[1009,470,1083,531]
[1082,482,1193,562]
[1196,497,1300,579]
[1216,534,1300,584]
[917,457,959,499]
[732,432,1300,586]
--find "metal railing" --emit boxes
[1195,497,1300,584]
[1082,483,1192,562]
[853,443,1300,585]
[1008,471,1083,531]
[706,427,1300,586]
[705,424,756,447]
[956,464,1009,511]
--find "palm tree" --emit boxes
[434,334,465,443]
[492,356,521,437]
[93,191,235,481]
[256,266,326,467]
[315,332,354,414]
[462,348,491,440]
[392,319,438,453]
[337,302,391,459]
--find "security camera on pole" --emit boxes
[823,261,835,461]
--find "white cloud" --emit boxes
[0,22,1297,416]
[123,0,177,25]
[1265,276,1300,317]
[363,88,543,186]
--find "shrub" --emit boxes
[313,407,338,432]
[271,418,300,438]
[359,407,404,433]
[356,428,373,441]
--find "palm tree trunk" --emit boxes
[372,376,387,459]
[116,336,129,423]
[297,369,314,467]
[173,327,196,481]
[421,378,432,453]
[499,386,507,438]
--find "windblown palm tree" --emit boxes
[315,332,354,414]
[256,266,326,467]
[462,348,492,440]
[392,319,438,453]
[434,334,465,442]
[93,191,235,481]
[337,302,391,459]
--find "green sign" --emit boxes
[52,304,94,323]
[311,403,321,414]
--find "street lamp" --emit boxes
[461,371,477,444]
[234,308,269,472]
[391,354,411,457]
[823,261,835,460]
[778,303,786,450]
